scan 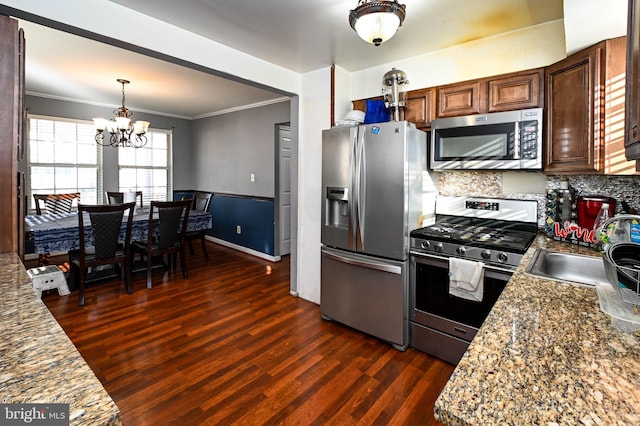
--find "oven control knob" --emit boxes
[434,242,444,253]
[497,252,508,263]
[481,250,492,260]
[420,241,430,250]
[456,246,466,255]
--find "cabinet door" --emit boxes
[0,15,20,253]
[544,43,603,174]
[437,81,484,117]
[488,70,543,112]
[626,0,640,161]
[351,99,367,113]
[404,88,435,129]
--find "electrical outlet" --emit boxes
[236,225,241,234]
[250,173,255,182]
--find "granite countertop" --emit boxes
[0,253,122,425]
[434,235,640,425]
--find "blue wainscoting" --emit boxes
[173,190,195,201]
[210,194,275,256]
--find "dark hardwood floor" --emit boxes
[42,243,455,425]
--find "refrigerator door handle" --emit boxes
[350,129,359,247]
[358,128,366,247]
[322,248,402,275]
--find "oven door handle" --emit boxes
[410,251,516,275]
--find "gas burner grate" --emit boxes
[412,221,537,254]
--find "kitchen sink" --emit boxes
[525,249,608,288]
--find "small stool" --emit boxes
[27,265,70,298]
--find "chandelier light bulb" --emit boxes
[354,11,400,46]
[93,118,108,131]
[133,121,150,135]
[115,117,131,131]
[349,0,406,46]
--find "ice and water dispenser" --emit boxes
[325,187,349,228]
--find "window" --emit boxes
[27,115,102,210]
[118,129,173,202]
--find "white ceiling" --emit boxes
[18,0,564,119]
[20,20,287,120]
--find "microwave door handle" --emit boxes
[514,121,521,160]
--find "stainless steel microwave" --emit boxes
[430,108,543,170]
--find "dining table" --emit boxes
[25,207,213,254]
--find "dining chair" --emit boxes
[184,191,213,260]
[132,199,192,289]
[33,192,81,215]
[106,191,144,208]
[68,202,136,306]
[33,192,82,266]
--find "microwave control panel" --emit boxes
[520,120,539,159]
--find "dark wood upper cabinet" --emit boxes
[544,46,599,174]
[488,69,543,113]
[545,36,633,175]
[404,88,436,129]
[625,0,640,162]
[352,69,543,130]
[436,81,484,118]
[351,99,367,114]
[436,70,543,118]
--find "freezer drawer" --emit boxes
[320,247,408,350]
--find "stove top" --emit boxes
[410,196,539,268]
[410,218,537,254]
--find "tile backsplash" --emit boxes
[435,171,640,228]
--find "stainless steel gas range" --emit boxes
[409,196,538,364]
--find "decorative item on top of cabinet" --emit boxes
[488,69,543,113]
[437,80,484,118]
[545,36,635,175]
[625,0,640,163]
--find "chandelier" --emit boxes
[93,79,150,148]
[349,0,406,46]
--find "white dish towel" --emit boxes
[449,257,485,302]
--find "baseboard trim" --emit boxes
[206,236,281,262]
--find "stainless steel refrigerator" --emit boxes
[320,121,427,350]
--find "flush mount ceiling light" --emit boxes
[349,0,406,46]
[93,79,150,148]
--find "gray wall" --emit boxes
[24,95,292,207]
[191,100,290,197]
[23,95,194,193]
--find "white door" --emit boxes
[277,124,292,255]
